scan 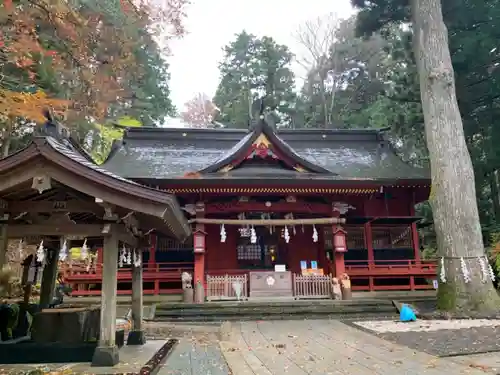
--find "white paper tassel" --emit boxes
[220,224,227,243]
[250,226,257,244]
[126,248,132,265]
[133,249,142,267]
[312,225,318,243]
[17,239,24,260]
[119,245,126,267]
[460,257,471,283]
[284,226,290,243]
[487,257,496,282]
[439,257,446,283]
[36,240,45,263]
[59,240,68,262]
[81,239,88,260]
[478,256,489,283]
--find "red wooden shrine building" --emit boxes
[65,119,437,295]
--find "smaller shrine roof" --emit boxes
[103,120,429,184]
[0,133,191,240]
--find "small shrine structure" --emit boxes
[0,123,190,366]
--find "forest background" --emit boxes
[2,0,500,278]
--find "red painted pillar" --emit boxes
[364,222,375,291]
[193,202,206,287]
[409,191,421,263]
[148,233,157,271]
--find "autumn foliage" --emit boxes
[0,0,187,124]
[180,93,219,128]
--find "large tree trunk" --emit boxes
[412,0,500,312]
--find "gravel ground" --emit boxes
[346,320,500,357]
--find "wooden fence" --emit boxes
[293,274,333,299]
[206,274,248,301]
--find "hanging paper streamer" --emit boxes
[119,245,127,268]
[250,226,257,244]
[284,226,290,243]
[487,257,496,282]
[59,240,68,262]
[36,240,45,263]
[439,257,446,283]
[17,239,24,260]
[220,224,227,243]
[126,248,132,265]
[312,225,318,243]
[460,257,471,283]
[478,256,488,283]
[133,249,142,267]
[81,239,89,260]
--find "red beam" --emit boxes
[205,201,331,215]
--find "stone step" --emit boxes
[153,299,398,322]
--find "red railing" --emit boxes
[63,262,194,296]
[345,259,438,291]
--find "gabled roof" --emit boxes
[197,119,331,174]
[0,135,191,240]
[102,121,430,184]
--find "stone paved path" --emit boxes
[220,320,494,374]
[157,334,231,375]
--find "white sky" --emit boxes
[168,0,355,112]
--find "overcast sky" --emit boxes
[168,0,355,112]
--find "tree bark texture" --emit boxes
[412,0,500,311]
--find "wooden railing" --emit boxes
[293,274,333,299]
[62,262,194,296]
[345,259,437,291]
[206,274,248,301]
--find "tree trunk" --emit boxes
[412,0,500,312]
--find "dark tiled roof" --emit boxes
[102,124,429,182]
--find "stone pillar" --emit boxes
[39,240,61,308]
[92,233,119,367]
[127,262,145,345]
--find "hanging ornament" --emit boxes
[250,226,257,244]
[487,256,496,282]
[439,257,446,283]
[59,240,68,262]
[312,225,318,243]
[36,240,45,263]
[81,239,89,260]
[284,225,290,243]
[119,245,126,267]
[17,239,24,260]
[220,224,227,243]
[478,256,489,283]
[133,249,142,267]
[126,248,132,265]
[86,255,92,272]
[460,257,471,283]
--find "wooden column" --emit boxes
[193,202,206,287]
[0,216,8,269]
[409,191,421,263]
[364,222,375,291]
[148,233,156,270]
[127,260,145,345]
[39,239,62,308]
[92,232,119,367]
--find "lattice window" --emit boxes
[237,244,262,260]
[324,226,365,249]
[157,236,193,251]
[371,226,412,249]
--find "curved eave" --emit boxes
[0,138,191,241]
[198,119,333,175]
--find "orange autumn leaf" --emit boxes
[0,90,69,124]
